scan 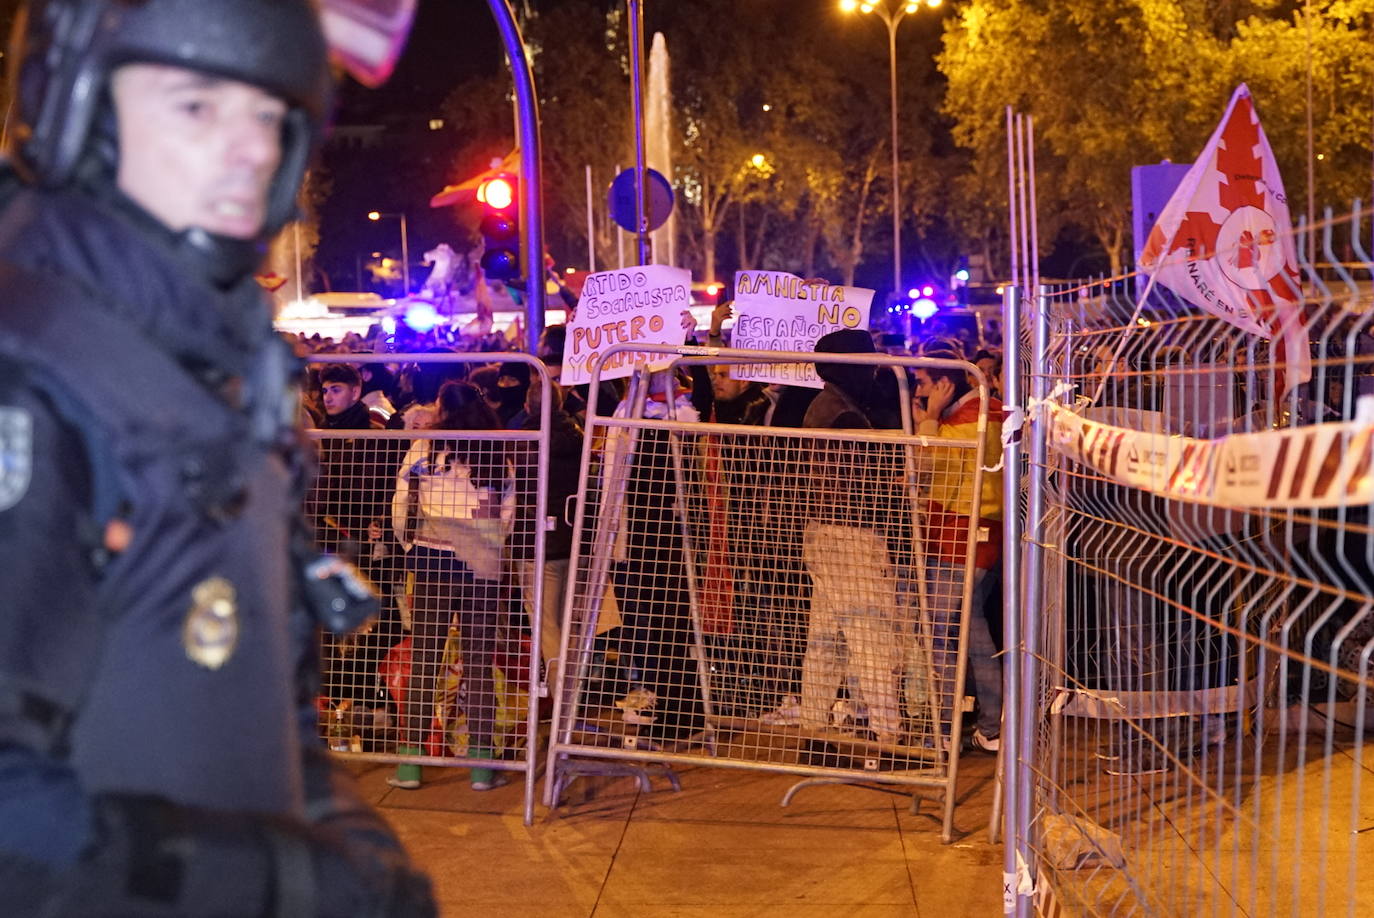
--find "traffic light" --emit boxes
[477,173,520,282]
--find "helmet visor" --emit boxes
[320,0,417,88]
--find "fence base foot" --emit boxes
[780,776,922,809]
[550,757,683,805]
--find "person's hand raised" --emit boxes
[709,301,733,336]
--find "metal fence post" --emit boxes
[1012,285,1051,917]
[999,285,1028,915]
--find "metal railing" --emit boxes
[306,352,551,826]
[542,343,1000,842]
[1007,205,1374,915]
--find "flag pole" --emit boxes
[1085,270,1161,409]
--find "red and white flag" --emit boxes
[1138,84,1310,393]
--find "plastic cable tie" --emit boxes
[984,406,1026,473]
[1024,382,1076,426]
[1016,850,1036,896]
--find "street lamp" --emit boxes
[367,210,411,294]
[839,0,942,296]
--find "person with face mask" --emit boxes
[0,1,433,913]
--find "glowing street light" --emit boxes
[367,210,411,293]
[839,0,943,296]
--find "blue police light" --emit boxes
[381,315,397,335]
[921,284,935,297]
[954,268,970,282]
[907,287,921,300]
[911,297,939,320]
[403,301,440,332]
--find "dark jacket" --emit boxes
[309,398,394,551]
[712,382,771,426]
[518,408,584,561]
[802,378,909,558]
[803,382,871,430]
[319,398,380,430]
[0,183,421,912]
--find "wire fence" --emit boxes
[543,345,999,842]
[305,352,551,825]
[1012,205,1374,916]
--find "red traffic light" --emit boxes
[477,175,515,210]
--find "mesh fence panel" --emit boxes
[305,353,550,825]
[1018,208,1374,915]
[546,348,997,842]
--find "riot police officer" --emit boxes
[0,1,434,914]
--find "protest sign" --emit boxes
[560,264,691,386]
[728,271,875,388]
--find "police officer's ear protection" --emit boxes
[6,0,332,245]
[7,0,111,188]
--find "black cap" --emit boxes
[498,361,532,387]
[814,328,876,355]
[813,328,877,394]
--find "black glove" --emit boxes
[42,794,435,918]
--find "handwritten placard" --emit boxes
[561,264,692,386]
[728,271,875,388]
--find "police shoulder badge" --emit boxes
[0,407,33,513]
[183,576,240,670]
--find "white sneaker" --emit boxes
[760,695,802,727]
[971,728,1000,753]
[830,698,868,729]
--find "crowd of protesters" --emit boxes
[293,301,1010,786]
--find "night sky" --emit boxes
[315,1,515,292]
[334,0,502,124]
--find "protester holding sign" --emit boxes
[561,264,693,387]
[729,271,876,389]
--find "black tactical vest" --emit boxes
[0,262,308,818]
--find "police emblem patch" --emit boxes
[183,576,240,670]
[0,407,34,513]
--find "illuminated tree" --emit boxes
[940,0,1374,276]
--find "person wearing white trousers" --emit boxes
[799,522,903,740]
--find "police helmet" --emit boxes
[7,0,332,243]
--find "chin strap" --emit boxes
[178,227,269,290]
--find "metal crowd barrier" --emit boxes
[305,352,551,826]
[1008,205,1374,915]
[542,343,998,843]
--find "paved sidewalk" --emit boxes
[352,751,1006,917]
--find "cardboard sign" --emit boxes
[728,271,875,388]
[561,265,691,386]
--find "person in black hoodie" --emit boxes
[514,381,585,699]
